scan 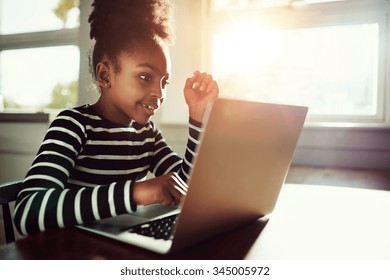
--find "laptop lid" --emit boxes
[78,98,308,254]
[170,98,308,252]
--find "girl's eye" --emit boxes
[139,75,152,82]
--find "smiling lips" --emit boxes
[138,101,159,113]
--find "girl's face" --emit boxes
[100,42,171,125]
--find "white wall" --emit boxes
[159,0,206,124]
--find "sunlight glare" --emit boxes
[212,20,378,116]
[213,20,281,78]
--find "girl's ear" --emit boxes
[96,62,111,88]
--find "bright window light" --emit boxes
[0,0,80,112]
[0,46,80,110]
[0,0,79,34]
[212,23,379,116]
[213,0,345,10]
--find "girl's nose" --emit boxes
[151,90,162,100]
[152,85,165,100]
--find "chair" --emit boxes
[0,180,23,244]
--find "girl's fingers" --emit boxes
[206,80,219,93]
[160,173,188,205]
[185,71,219,95]
[185,75,198,90]
[169,183,186,205]
[161,188,178,206]
[192,73,207,90]
[199,74,213,91]
[194,74,215,92]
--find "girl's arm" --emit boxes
[150,118,202,182]
[131,118,202,206]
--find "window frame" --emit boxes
[206,0,390,126]
[0,28,78,50]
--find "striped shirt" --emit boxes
[13,104,202,235]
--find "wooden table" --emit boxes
[1,184,389,260]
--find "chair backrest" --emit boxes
[0,180,23,244]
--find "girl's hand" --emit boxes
[132,172,188,206]
[184,71,219,123]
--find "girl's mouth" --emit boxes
[138,101,158,113]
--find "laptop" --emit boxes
[77,98,308,254]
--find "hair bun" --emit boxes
[89,0,175,44]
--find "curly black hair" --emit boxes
[88,0,175,79]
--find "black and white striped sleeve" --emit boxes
[150,118,203,182]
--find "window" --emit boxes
[0,0,80,112]
[208,0,389,124]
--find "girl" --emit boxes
[13,0,219,235]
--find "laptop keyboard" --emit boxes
[128,214,178,240]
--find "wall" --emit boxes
[0,121,49,183]
[295,126,390,169]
